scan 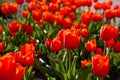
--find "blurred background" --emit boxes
[0,0,14,6]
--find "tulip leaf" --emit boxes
[48,56,56,68]
[58,60,66,73]
[77,67,91,80]
[48,76,56,80]
[71,56,77,77]
[23,66,35,80]
[34,58,54,77]
[48,55,68,80]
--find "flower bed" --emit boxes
[0,0,120,80]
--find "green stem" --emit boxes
[66,49,71,72]
[97,77,102,80]
[104,41,106,55]
[68,50,71,70]
[106,48,110,55]
[66,49,68,71]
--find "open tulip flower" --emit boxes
[0,0,120,80]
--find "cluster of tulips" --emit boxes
[0,0,120,80]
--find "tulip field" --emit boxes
[0,0,120,80]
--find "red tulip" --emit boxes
[43,11,52,21]
[81,12,91,25]
[102,2,111,10]
[63,29,81,50]
[71,5,77,11]
[81,28,89,38]
[46,0,57,3]
[15,0,24,5]
[0,25,3,35]
[86,0,92,7]
[32,10,42,21]
[36,19,44,25]
[86,39,97,52]
[104,9,115,19]
[28,2,36,12]
[13,63,26,80]
[45,38,53,47]
[79,23,87,29]
[8,21,20,33]
[94,2,102,10]
[73,21,80,29]
[0,42,4,53]
[114,4,119,10]
[95,48,103,55]
[81,59,91,68]
[49,3,59,12]
[62,18,72,29]
[22,10,29,17]
[28,38,36,46]
[0,52,26,80]
[113,28,119,39]
[68,12,76,20]
[74,0,82,7]
[94,0,98,2]
[100,24,114,41]
[114,9,120,17]
[1,3,11,15]
[55,13,63,25]
[40,4,49,12]
[10,3,18,13]
[50,37,62,52]
[92,13,103,21]
[60,6,71,17]
[26,0,32,3]
[49,14,56,23]
[106,38,115,48]
[26,25,33,35]
[92,54,110,78]
[20,44,35,66]
[114,42,120,53]
[57,29,68,43]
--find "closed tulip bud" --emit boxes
[104,9,115,19]
[106,38,115,48]
[28,38,36,46]
[45,38,53,47]
[94,2,102,10]
[32,10,42,21]
[28,2,37,12]
[100,24,114,41]
[63,29,81,50]
[50,37,62,52]
[10,3,18,13]
[8,21,20,33]
[1,3,11,15]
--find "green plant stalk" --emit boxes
[104,41,106,55]
[97,77,100,80]
[106,48,110,55]
[66,49,71,72]
[68,50,71,70]
[66,49,68,71]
